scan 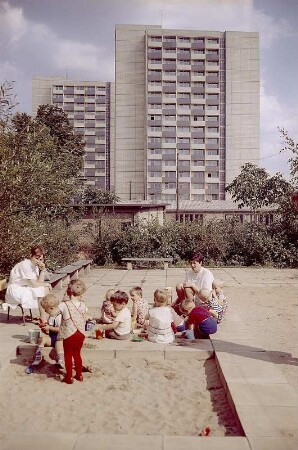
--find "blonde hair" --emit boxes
[105,288,115,301]
[212,279,225,289]
[40,293,59,309]
[180,298,195,312]
[66,279,87,298]
[198,288,212,302]
[153,289,168,306]
[129,286,143,296]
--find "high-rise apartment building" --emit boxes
[32,76,114,190]
[115,25,259,201]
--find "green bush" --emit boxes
[91,217,298,268]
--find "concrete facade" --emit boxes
[32,25,259,203]
[32,76,114,190]
[115,25,259,202]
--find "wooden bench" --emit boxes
[48,259,93,289]
[122,257,173,270]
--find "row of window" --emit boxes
[148,59,219,66]
[149,37,219,44]
[149,149,219,156]
[53,85,106,91]
[148,126,219,133]
[149,69,221,76]
[149,104,220,110]
[149,114,219,121]
[149,193,219,201]
[148,137,219,143]
[149,47,219,52]
[148,181,219,189]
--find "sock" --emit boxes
[32,347,43,365]
[57,352,65,365]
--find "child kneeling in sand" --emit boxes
[146,289,184,344]
[32,293,64,368]
[180,297,217,339]
[96,291,132,340]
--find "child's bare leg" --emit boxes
[55,340,65,367]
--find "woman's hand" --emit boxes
[37,261,46,271]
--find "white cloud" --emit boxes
[260,83,298,177]
[0,1,27,44]
[149,0,294,48]
[53,40,112,80]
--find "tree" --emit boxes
[0,96,86,276]
[0,81,18,127]
[225,162,291,211]
[78,185,119,205]
[279,127,298,185]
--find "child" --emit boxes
[212,279,228,323]
[58,279,88,384]
[96,290,132,340]
[181,298,217,339]
[146,289,184,344]
[31,293,64,368]
[101,288,117,324]
[197,288,223,323]
[130,286,149,328]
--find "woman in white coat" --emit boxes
[4,245,52,321]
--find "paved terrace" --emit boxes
[0,267,297,450]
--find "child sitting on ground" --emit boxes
[32,293,64,368]
[146,289,184,344]
[197,288,223,323]
[96,290,132,340]
[130,286,149,329]
[101,288,117,324]
[212,279,228,323]
[180,297,217,339]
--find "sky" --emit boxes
[1,0,297,178]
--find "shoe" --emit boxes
[32,354,43,366]
[74,374,83,382]
[57,359,65,369]
[62,377,73,384]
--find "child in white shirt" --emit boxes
[96,291,132,340]
[146,289,184,344]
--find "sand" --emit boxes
[0,353,241,437]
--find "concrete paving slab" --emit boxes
[164,436,250,450]
[0,432,77,450]
[75,434,163,450]
[211,338,266,354]
[216,354,288,384]
[236,405,298,438]
[227,382,298,407]
[247,436,297,450]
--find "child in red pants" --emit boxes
[58,279,88,384]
